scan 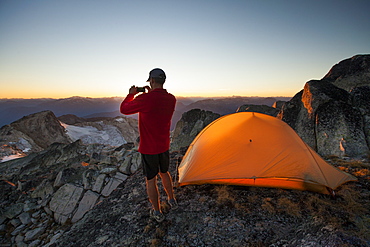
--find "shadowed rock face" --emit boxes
[315,100,367,157]
[171,109,221,151]
[323,54,370,92]
[279,80,351,150]
[278,81,369,158]
[350,86,370,148]
[278,55,370,158]
[9,111,71,149]
[0,111,71,156]
[237,104,279,116]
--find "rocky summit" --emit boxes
[0,54,370,246]
[278,55,370,158]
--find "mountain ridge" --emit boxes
[0,96,291,129]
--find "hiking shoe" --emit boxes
[168,199,178,210]
[150,209,165,223]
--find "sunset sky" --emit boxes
[0,0,369,99]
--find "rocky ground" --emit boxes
[52,156,370,246]
[1,149,369,247]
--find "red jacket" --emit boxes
[120,88,176,154]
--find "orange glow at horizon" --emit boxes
[1,90,294,100]
[1,77,296,99]
[1,78,295,99]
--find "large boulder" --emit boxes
[322,54,370,92]
[276,90,303,131]
[49,183,84,224]
[315,101,367,157]
[171,109,221,151]
[278,55,370,158]
[279,80,350,150]
[272,100,286,110]
[237,104,279,116]
[350,86,370,148]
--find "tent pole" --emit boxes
[173,154,183,187]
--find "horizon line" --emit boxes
[0,94,294,100]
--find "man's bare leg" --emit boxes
[146,176,160,212]
[159,171,175,201]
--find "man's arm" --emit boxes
[120,86,145,115]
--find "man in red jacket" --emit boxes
[120,68,177,222]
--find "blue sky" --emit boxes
[0,0,369,98]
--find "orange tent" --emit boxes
[178,112,357,194]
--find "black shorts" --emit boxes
[141,150,170,180]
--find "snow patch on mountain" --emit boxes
[0,138,30,163]
[114,117,126,122]
[60,122,127,146]
[11,138,32,153]
[1,153,25,162]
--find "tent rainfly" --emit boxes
[178,112,357,194]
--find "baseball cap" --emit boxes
[146,68,166,82]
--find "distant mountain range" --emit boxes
[0,97,122,128]
[0,96,291,129]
